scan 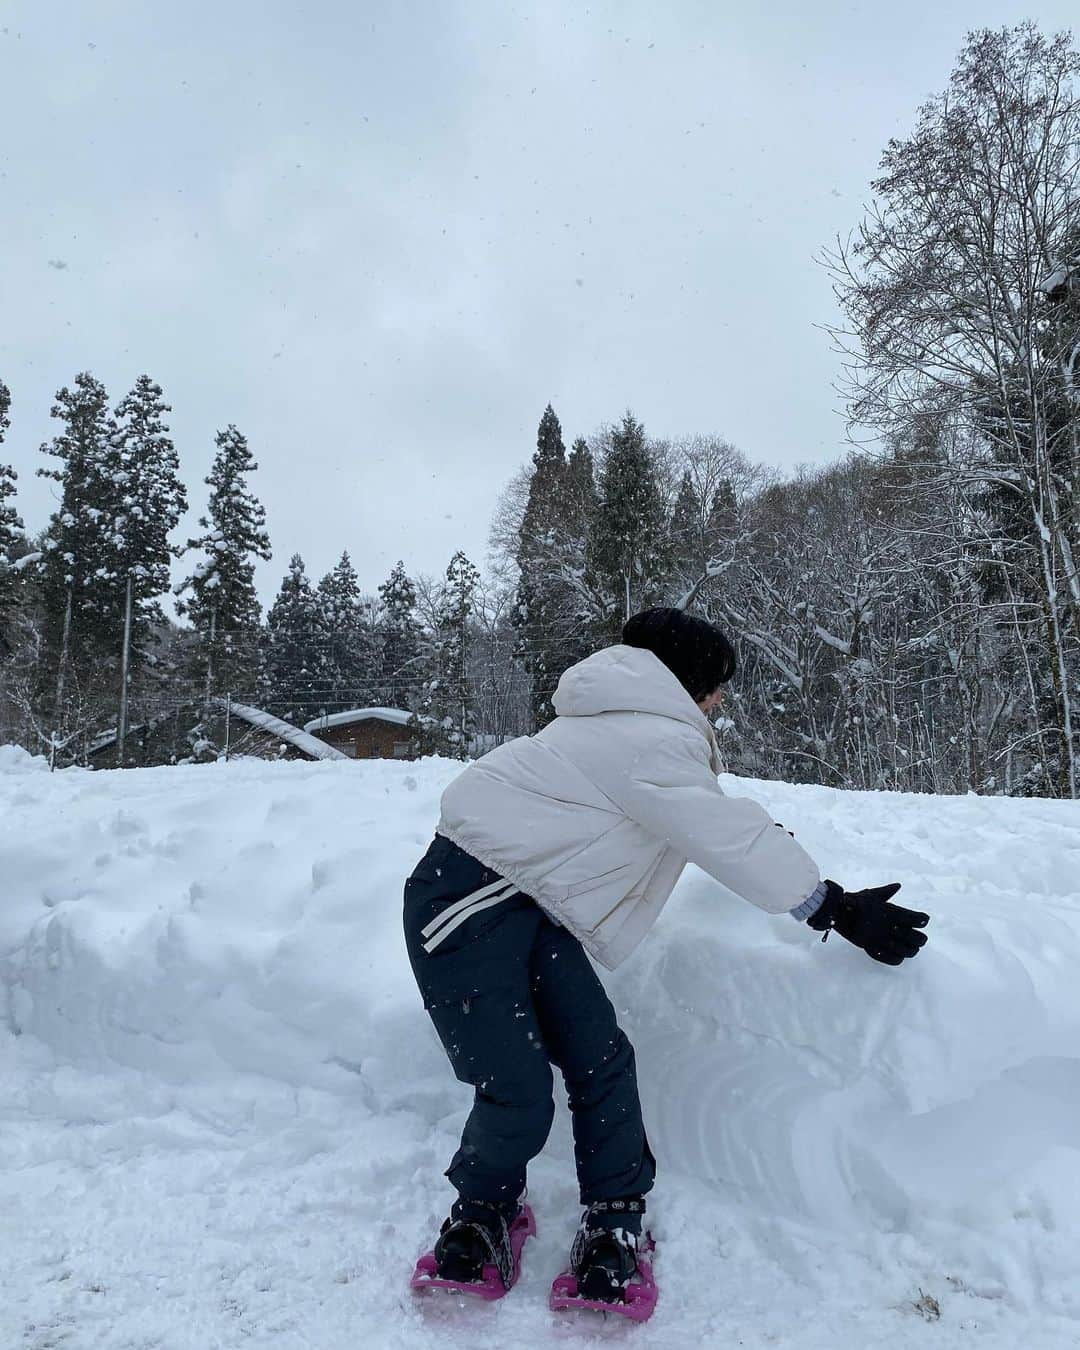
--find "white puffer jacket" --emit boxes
[436,643,821,969]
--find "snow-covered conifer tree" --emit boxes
[0,378,25,629]
[263,554,321,724]
[669,469,703,582]
[567,436,598,530]
[37,372,121,721]
[377,560,422,708]
[589,412,670,631]
[560,435,602,657]
[442,549,480,756]
[0,379,21,556]
[177,424,271,702]
[110,375,188,672]
[316,551,377,712]
[411,552,479,758]
[515,404,574,728]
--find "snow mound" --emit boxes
[0,742,48,774]
[2,754,1080,1347]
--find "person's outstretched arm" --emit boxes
[618,727,822,915]
[619,728,930,965]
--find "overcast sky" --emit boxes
[1,1,1076,610]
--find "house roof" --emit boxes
[223,700,349,761]
[303,707,413,734]
[86,699,351,764]
[87,706,190,757]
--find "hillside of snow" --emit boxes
[2,745,1080,1349]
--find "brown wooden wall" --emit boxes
[311,719,415,760]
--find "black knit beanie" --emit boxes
[622,607,736,702]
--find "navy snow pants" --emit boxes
[403,832,655,1208]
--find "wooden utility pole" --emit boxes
[55,588,73,716]
[117,574,133,767]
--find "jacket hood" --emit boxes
[552,644,721,766]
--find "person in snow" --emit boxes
[403,607,930,1302]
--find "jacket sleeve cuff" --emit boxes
[790,880,828,922]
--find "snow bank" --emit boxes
[2,753,1080,1347]
[0,742,48,774]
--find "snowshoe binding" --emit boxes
[550,1198,658,1322]
[411,1198,536,1301]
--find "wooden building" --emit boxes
[303,707,418,760]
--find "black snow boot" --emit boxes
[433,1197,521,1288]
[570,1198,645,1303]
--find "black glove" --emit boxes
[806,880,929,966]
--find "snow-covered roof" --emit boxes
[87,727,121,756]
[303,707,413,733]
[1039,264,1070,294]
[222,701,349,761]
[89,701,351,763]
[87,708,180,756]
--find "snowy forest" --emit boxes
[2,25,1079,798]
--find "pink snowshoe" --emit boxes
[550,1227,658,1322]
[411,1202,536,1301]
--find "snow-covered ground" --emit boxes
[2,744,1080,1349]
